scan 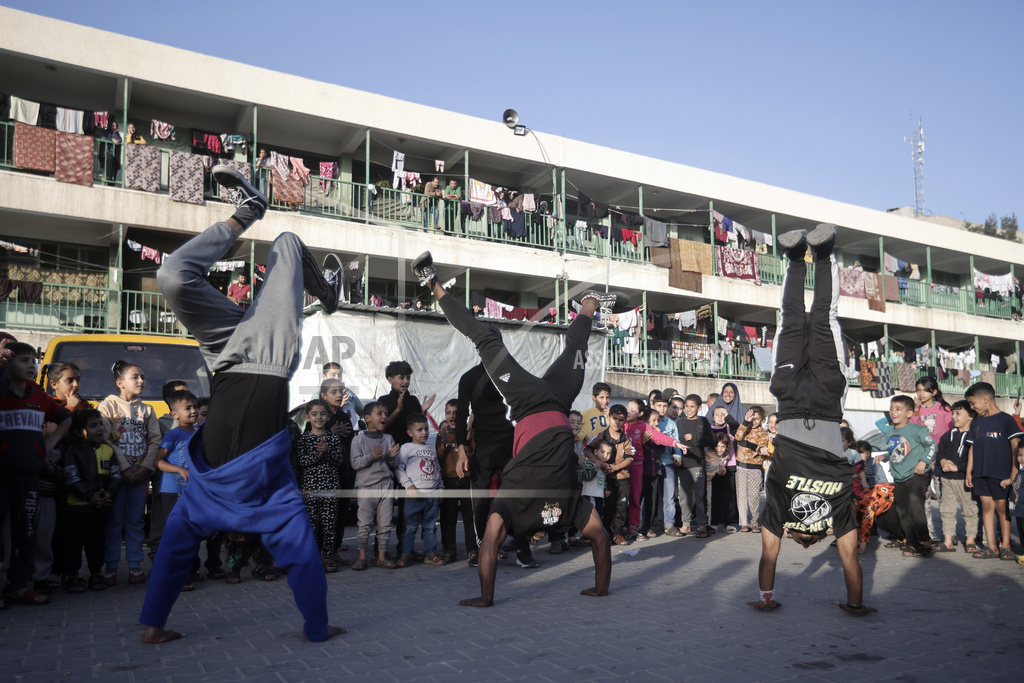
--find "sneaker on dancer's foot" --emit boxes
[806,222,837,260]
[777,229,808,261]
[515,548,539,569]
[212,165,268,223]
[411,251,437,287]
[302,250,341,314]
[322,253,345,306]
[579,290,631,312]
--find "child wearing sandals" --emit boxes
[297,400,345,573]
[397,413,445,566]
[61,409,120,593]
[351,402,400,570]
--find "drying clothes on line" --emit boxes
[462,201,484,221]
[14,123,56,172]
[125,144,161,193]
[391,151,405,188]
[504,209,526,237]
[93,112,109,130]
[883,252,899,276]
[909,264,922,280]
[126,240,142,252]
[215,158,252,183]
[484,298,513,319]
[141,246,162,264]
[9,96,40,125]
[55,107,84,134]
[863,273,885,313]
[318,162,337,193]
[270,171,304,205]
[883,275,901,302]
[400,172,421,190]
[974,270,1015,296]
[269,151,291,182]
[150,119,175,141]
[209,259,246,272]
[192,133,222,154]
[55,132,94,187]
[289,157,310,186]
[616,309,639,331]
[859,360,878,392]
[752,347,774,374]
[522,193,536,213]
[0,239,40,257]
[13,281,42,305]
[991,353,1002,373]
[715,246,761,285]
[168,151,204,206]
[434,159,444,172]
[839,268,866,299]
[642,216,669,248]
[469,179,496,206]
[676,310,698,329]
[896,363,917,392]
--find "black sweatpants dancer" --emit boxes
[468,441,514,548]
[438,293,590,423]
[895,473,931,550]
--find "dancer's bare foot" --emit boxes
[303,625,348,640]
[142,626,185,643]
[746,599,781,611]
[458,596,494,607]
[580,587,608,597]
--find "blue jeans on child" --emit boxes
[105,482,146,569]
[401,495,440,557]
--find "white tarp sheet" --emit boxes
[289,310,606,423]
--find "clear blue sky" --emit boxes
[9,1,1022,225]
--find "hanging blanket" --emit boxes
[863,273,886,313]
[870,363,895,399]
[271,171,304,205]
[125,144,161,192]
[215,158,252,182]
[859,359,878,391]
[55,132,94,187]
[839,268,866,298]
[883,275,901,302]
[469,179,497,206]
[716,246,761,285]
[896,363,917,392]
[14,123,56,172]
[169,151,204,205]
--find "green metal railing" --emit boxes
[605,337,769,382]
[122,289,187,336]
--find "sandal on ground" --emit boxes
[441,552,457,564]
[612,535,629,546]
[323,559,338,573]
[181,583,195,592]
[999,548,1016,560]
[377,558,398,569]
[66,577,87,594]
[410,551,426,563]
[395,554,412,568]
[252,565,279,581]
[225,570,242,584]
[972,546,998,559]
[963,543,979,554]
[351,560,368,571]
[128,569,146,585]
[884,540,905,549]
[4,589,50,606]
[496,549,508,559]
[423,553,447,565]
[568,538,591,547]
[88,574,107,591]
[634,532,648,541]
[665,527,685,537]
[334,556,351,566]
[934,544,957,553]
[740,526,751,533]
[207,569,227,580]
[549,543,563,554]
[695,528,709,538]
[902,546,934,558]
[750,526,762,534]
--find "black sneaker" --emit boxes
[806,223,837,260]
[322,253,345,305]
[515,549,539,569]
[467,553,479,568]
[301,250,341,314]
[212,165,268,221]
[580,290,631,312]
[411,251,437,287]
[777,229,808,261]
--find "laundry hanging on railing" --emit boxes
[391,151,405,188]
[209,260,246,272]
[973,269,1016,295]
[55,107,84,134]
[150,119,176,141]
[715,246,761,285]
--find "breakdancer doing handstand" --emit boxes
[411,251,615,606]
[140,166,347,642]
[750,223,876,616]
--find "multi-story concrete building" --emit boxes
[2,8,1021,427]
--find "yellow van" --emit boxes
[38,334,211,417]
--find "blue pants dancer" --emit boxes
[139,166,345,643]
[411,252,613,606]
[750,223,875,616]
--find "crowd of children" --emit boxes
[1,329,1023,610]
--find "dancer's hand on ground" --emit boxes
[837,603,877,615]
[747,599,781,611]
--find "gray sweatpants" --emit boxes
[157,221,319,378]
[357,484,395,553]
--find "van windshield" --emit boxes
[47,341,211,401]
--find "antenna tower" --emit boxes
[906,117,926,216]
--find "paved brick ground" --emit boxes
[1,527,1021,682]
